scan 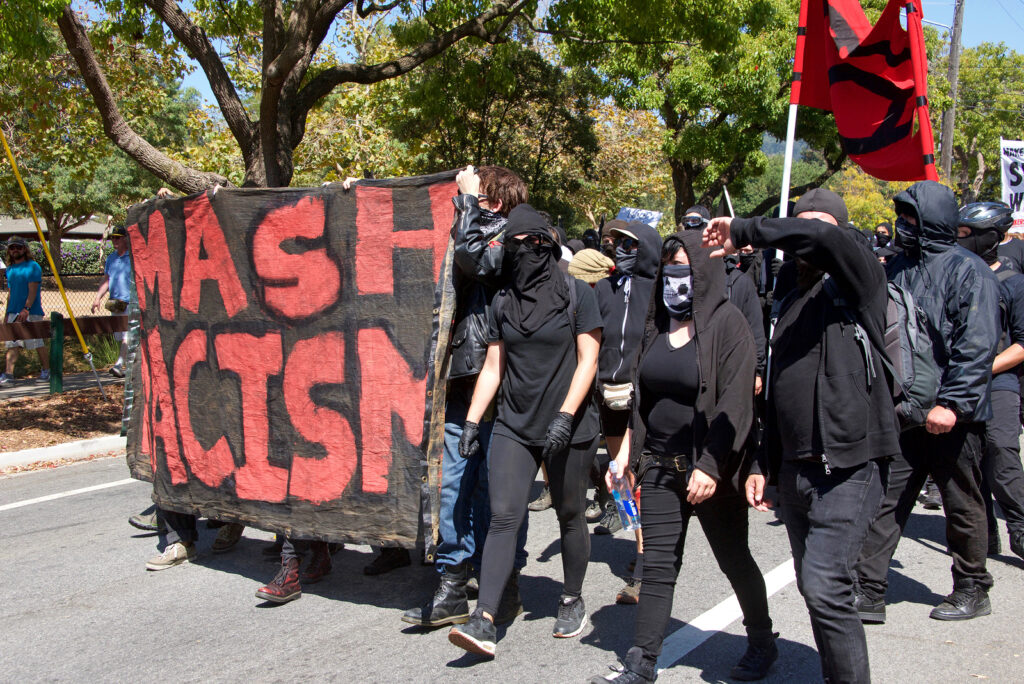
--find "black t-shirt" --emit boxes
[994,263,1024,394]
[999,238,1024,274]
[639,330,698,458]
[488,278,603,446]
[771,281,825,460]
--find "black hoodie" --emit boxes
[594,222,663,387]
[886,180,1000,423]
[628,231,757,496]
[730,213,901,481]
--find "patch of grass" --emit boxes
[8,333,122,377]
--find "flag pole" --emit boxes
[905,1,939,181]
[779,0,812,217]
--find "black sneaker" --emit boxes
[918,478,941,510]
[401,565,470,627]
[730,632,779,681]
[1010,529,1024,560]
[448,609,496,657]
[595,505,623,536]
[553,594,588,638]
[988,533,1001,557]
[589,663,654,683]
[364,547,411,575]
[854,592,886,624]
[929,588,992,621]
[495,569,523,625]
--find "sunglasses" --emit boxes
[682,216,707,229]
[614,236,638,251]
[507,235,550,252]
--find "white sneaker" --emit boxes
[146,542,196,571]
[0,373,10,385]
[39,369,50,381]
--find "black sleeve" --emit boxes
[573,280,604,335]
[1006,276,1024,347]
[486,293,503,343]
[731,217,887,315]
[453,194,504,285]
[730,274,767,374]
[937,265,1000,415]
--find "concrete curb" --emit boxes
[0,434,126,469]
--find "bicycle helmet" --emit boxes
[958,201,1013,235]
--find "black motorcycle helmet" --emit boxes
[959,201,1013,236]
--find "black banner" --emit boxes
[124,172,458,547]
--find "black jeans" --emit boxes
[779,458,883,684]
[856,423,992,600]
[982,390,1024,536]
[476,433,597,616]
[632,465,773,669]
[162,509,197,545]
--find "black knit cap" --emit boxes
[684,205,711,220]
[793,188,848,225]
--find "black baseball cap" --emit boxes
[794,188,848,225]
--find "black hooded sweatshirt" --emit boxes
[730,214,901,482]
[628,231,757,497]
[886,180,1000,423]
[594,222,663,387]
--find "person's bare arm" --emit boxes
[993,343,1024,376]
[559,330,600,415]
[466,342,505,424]
[92,275,110,313]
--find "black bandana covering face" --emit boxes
[894,216,920,251]
[662,263,693,320]
[958,229,1002,265]
[615,245,638,275]
[503,233,567,335]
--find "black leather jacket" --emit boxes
[449,194,507,380]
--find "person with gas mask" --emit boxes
[856,181,1000,624]
[957,201,1024,561]
[589,231,774,684]
[449,204,602,657]
[591,221,662,602]
[702,188,897,684]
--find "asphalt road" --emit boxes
[1,456,1022,682]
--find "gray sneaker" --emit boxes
[146,542,195,571]
[553,594,588,638]
[448,609,496,657]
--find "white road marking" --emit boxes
[0,478,137,512]
[657,558,797,673]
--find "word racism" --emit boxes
[125,173,457,545]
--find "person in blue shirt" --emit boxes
[2,237,49,385]
[91,225,132,377]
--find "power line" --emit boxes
[994,0,1024,33]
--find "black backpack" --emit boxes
[823,276,939,431]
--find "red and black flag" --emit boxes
[792,0,938,181]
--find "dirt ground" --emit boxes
[0,385,124,453]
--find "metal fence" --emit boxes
[0,274,105,320]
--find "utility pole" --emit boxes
[939,0,966,180]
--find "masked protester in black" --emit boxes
[449,204,603,658]
[590,231,775,684]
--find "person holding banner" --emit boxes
[448,204,602,657]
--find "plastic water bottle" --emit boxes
[608,461,641,532]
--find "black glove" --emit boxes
[770,258,783,278]
[459,421,480,458]
[542,411,574,459]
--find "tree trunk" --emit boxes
[670,158,697,227]
[44,214,63,275]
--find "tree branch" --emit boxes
[293,0,529,119]
[141,0,255,157]
[531,25,694,47]
[57,5,227,193]
[356,0,402,17]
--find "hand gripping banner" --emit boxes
[124,172,458,548]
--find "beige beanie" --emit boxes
[569,248,615,285]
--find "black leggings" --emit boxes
[633,465,773,666]
[477,433,598,615]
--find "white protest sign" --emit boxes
[616,207,663,229]
[1001,138,1024,232]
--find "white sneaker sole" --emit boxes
[448,627,496,657]
[553,612,588,638]
[146,557,191,571]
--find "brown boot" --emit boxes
[256,558,301,603]
[300,542,333,585]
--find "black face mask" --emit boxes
[796,258,824,291]
[894,216,920,251]
[958,228,1002,265]
[875,232,891,248]
[724,254,740,273]
[615,246,638,275]
[662,263,693,320]
[601,242,616,259]
[739,252,756,272]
